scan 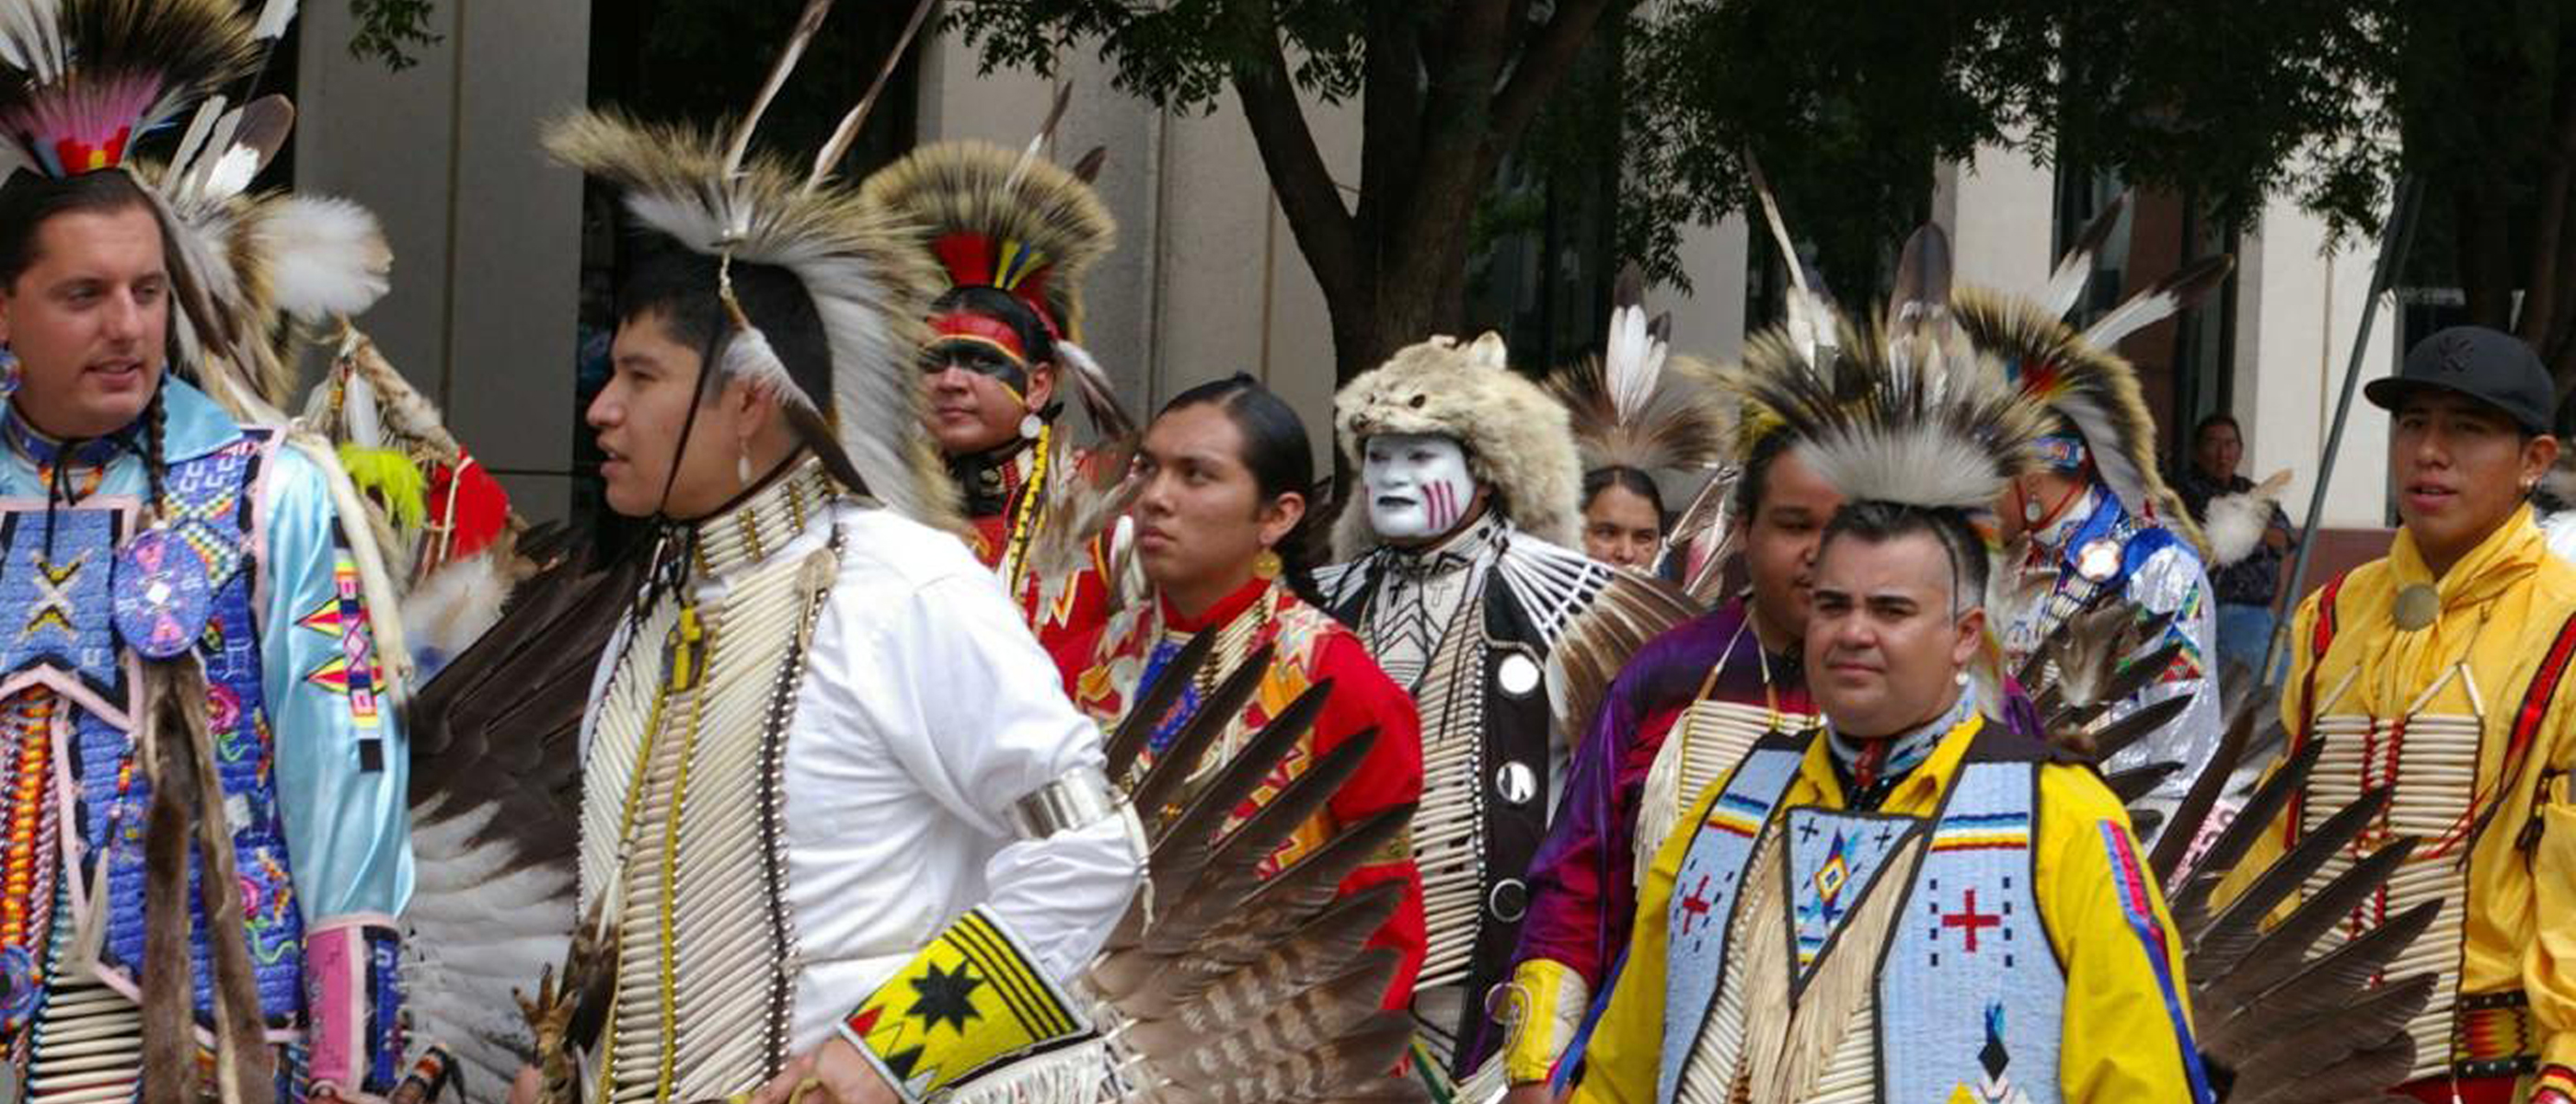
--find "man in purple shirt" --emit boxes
[1492,428,1844,1098]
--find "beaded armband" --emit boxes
[1494,958,1591,1086]
[838,907,1088,1103]
[305,916,405,1100]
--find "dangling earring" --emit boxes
[0,344,18,399]
[2019,485,2043,525]
[1253,548,1282,581]
[1019,412,1044,441]
[736,441,753,488]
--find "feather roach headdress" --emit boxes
[857,92,1129,438]
[545,0,956,527]
[0,0,369,421]
[857,96,1112,345]
[0,0,261,178]
[1953,194,2229,552]
[1544,263,1729,477]
[1722,224,2054,708]
[1724,225,2052,530]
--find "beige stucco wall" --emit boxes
[281,17,2390,535]
[2234,194,2398,531]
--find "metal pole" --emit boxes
[2260,175,2425,680]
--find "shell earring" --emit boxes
[1020,413,1044,440]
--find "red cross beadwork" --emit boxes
[1939,889,2002,953]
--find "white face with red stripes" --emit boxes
[1362,432,1481,545]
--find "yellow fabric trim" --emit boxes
[1572,711,2206,1104]
[839,907,1087,1102]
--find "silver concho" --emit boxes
[2076,537,2122,583]
[1495,761,1538,805]
[2392,582,2440,631]
[1497,652,1542,697]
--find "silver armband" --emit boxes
[1008,765,1124,839]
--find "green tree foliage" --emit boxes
[346,0,441,71]
[950,0,1631,384]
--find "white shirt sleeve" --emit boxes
[837,569,1144,984]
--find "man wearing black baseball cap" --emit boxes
[2220,325,2576,1102]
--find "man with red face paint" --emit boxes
[861,141,1131,653]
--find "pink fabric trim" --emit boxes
[305,923,368,1091]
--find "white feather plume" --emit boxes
[718,317,816,414]
[2202,468,2292,567]
[341,365,384,450]
[253,195,393,320]
[402,802,578,1098]
[252,0,298,40]
[403,551,517,674]
[1603,299,1665,425]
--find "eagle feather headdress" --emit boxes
[1544,264,1729,477]
[1954,193,2230,553]
[858,92,1132,442]
[542,0,953,527]
[1720,224,2054,707]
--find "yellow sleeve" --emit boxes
[1566,778,1721,1104]
[2040,768,2214,1104]
[2525,766,2576,1098]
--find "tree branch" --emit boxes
[1223,0,1363,310]
[2518,61,2576,355]
[1356,5,1427,267]
[1485,0,1620,165]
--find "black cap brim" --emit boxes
[2363,376,2549,434]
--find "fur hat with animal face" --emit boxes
[1331,331,1585,558]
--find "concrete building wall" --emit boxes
[2234,193,2399,532]
[294,0,590,523]
[1938,144,2057,293]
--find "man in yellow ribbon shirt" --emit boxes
[2227,326,2576,1104]
[1566,295,2210,1101]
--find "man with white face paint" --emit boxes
[1316,333,1696,1096]
[1365,432,1484,547]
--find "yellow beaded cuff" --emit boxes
[838,908,1088,1103]
[1494,958,1592,1086]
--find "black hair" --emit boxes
[1582,465,1667,525]
[1733,431,1796,524]
[2192,412,2241,446]
[611,236,850,509]
[615,238,833,409]
[1817,500,1990,614]
[931,284,1057,368]
[1156,374,1330,610]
